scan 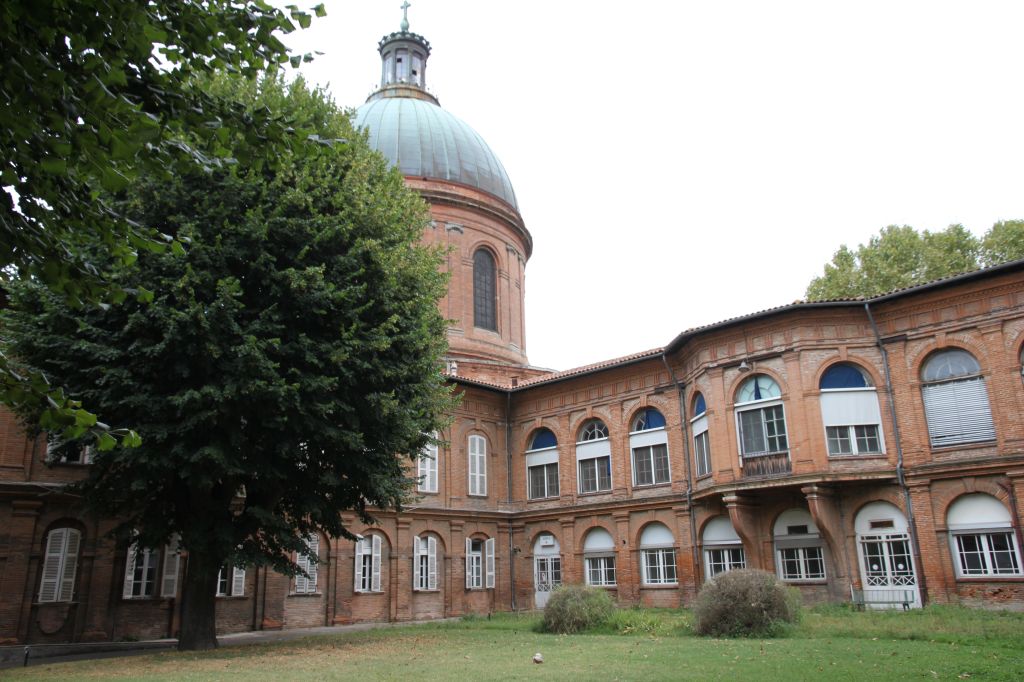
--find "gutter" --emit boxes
[660,352,700,587]
[505,390,516,611]
[864,302,929,604]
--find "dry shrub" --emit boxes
[693,569,800,637]
[541,584,615,634]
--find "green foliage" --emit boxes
[0,0,323,442]
[540,584,615,634]
[806,220,1024,300]
[3,73,452,641]
[693,569,801,638]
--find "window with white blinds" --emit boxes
[38,527,81,603]
[922,378,995,447]
[468,435,487,496]
[354,534,382,593]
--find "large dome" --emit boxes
[354,96,518,209]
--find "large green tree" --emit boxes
[1,0,322,444]
[806,221,1024,300]
[4,76,452,650]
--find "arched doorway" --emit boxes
[533,533,561,608]
[854,501,921,608]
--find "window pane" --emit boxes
[633,447,653,486]
[694,431,711,477]
[827,426,852,455]
[579,460,597,493]
[764,405,788,452]
[546,463,560,497]
[473,250,496,331]
[652,444,670,483]
[739,410,766,454]
[597,457,611,490]
[854,425,881,453]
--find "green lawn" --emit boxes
[9,606,1024,681]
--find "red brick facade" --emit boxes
[3,23,1024,647]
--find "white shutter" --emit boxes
[39,528,67,603]
[57,529,81,602]
[294,555,308,595]
[371,534,382,592]
[820,390,882,426]
[469,436,487,496]
[923,378,996,447]
[231,566,246,596]
[307,536,319,593]
[427,536,438,590]
[123,542,138,599]
[485,538,496,589]
[465,537,472,589]
[353,536,364,592]
[161,536,180,598]
[412,537,422,591]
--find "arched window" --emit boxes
[692,392,711,477]
[473,249,497,331]
[640,523,677,585]
[39,527,82,603]
[819,363,884,457]
[921,349,995,447]
[526,428,559,500]
[576,420,611,494]
[947,494,1022,577]
[702,516,745,579]
[583,528,616,587]
[123,533,180,599]
[468,434,487,496]
[734,375,789,475]
[630,408,669,487]
[413,534,439,591]
[773,509,825,581]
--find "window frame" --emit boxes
[468,434,487,497]
[950,531,1022,577]
[417,440,439,494]
[631,443,670,487]
[920,349,995,448]
[585,555,617,587]
[704,547,746,578]
[413,535,439,591]
[38,527,82,603]
[216,564,246,597]
[122,535,179,600]
[465,537,495,590]
[294,535,321,595]
[577,456,612,494]
[353,534,382,594]
[527,461,559,500]
[641,548,677,585]
[472,248,497,332]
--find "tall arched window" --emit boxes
[819,363,884,457]
[576,419,611,494]
[921,349,995,447]
[526,428,559,500]
[473,249,497,331]
[692,392,711,477]
[630,408,669,486]
[39,527,82,603]
[734,375,789,476]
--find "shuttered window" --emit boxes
[468,435,487,496]
[295,535,320,594]
[413,536,438,591]
[39,528,81,603]
[418,441,438,493]
[161,536,180,598]
[122,542,159,599]
[354,534,382,593]
[465,537,495,589]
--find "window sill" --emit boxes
[354,590,385,596]
[827,453,887,460]
[417,490,439,496]
[783,580,828,585]
[741,451,789,459]
[34,601,78,606]
[527,496,559,503]
[586,584,617,589]
[577,490,613,498]
[640,583,678,589]
[955,575,1024,582]
[465,587,492,592]
[467,494,488,499]
[632,482,671,490]
[121,597,169,602]
[215,595,247,600]
[413,589,441,593]
[695,473,713,481]
[288,592,322,597]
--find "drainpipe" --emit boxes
[505,389,516,611]
[864,302,928,604]
[661,352,700,588]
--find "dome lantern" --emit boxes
[369,2,438,105]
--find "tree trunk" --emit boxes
[178,549,220,650]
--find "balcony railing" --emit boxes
[741,452,791,478]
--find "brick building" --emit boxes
[2,18,1024,645]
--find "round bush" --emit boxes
[693,569,800,637]
[541,584,615,634]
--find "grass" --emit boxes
[8,606,1024,681]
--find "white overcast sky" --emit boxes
[281,1,1024,371]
